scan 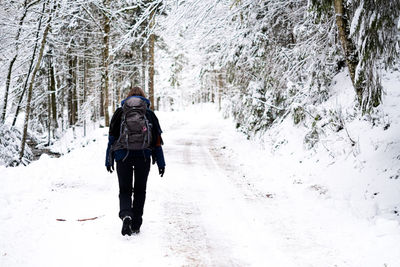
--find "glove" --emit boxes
[107,165,114,173]
[105,136,115,173]
[159,167,165,177]
[105,151,114,173]
[153,146,165,168]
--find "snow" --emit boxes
[350,3,363,36]
[1,71,400,266]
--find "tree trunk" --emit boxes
[19,6,53,162]
[156,97,160,110]
[112,77,116,112]
[148,8,155,110]
[141,44,147,91]
[60,73,65,132]
[72,55,78,125]
[218,73,223,111]
[47,67,51,145]
[333,0,361,103]
[211,72,215,103]
[67,54,74,126]
[49,54,57,130]
[47,51,56,144]
[131,46,140,87]
[83,37,88,137]
[102,0,110,127]
[2,56,17,123]
[116,73,121,105]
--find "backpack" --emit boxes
[112,97,153,152]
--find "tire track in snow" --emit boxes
[208,141,270,202]
[160,133,244,266]
[159,119,298,267]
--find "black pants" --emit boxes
[116,156,150,229]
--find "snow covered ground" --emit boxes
[1,72,400,266]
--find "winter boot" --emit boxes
[131,226,140,234]
[121,216,133,236]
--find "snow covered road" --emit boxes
[158,113,294,266]
[1,105,400,267]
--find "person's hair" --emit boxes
[127,86,146,98]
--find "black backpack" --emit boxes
[112,97,152,152]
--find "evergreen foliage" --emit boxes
[311,0,400,112]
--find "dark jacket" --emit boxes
[105,96,165,168]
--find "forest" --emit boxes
[0,0,399,166]
[1,1,400,265]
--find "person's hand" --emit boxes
[159,167,165,177]
[105,143,115,173]
[107,165,114,173]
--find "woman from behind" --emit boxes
[105,86,165,235]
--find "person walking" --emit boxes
[105,86,165,236]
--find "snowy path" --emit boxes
[1,105,400,267]
[158,116,294,266]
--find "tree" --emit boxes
[20,0,55,162]
[333,0,359,98]
[311,0,400,112]
[102,0,111,126]
[144,0,164,109]
[2,0,36,123]
[148,6,156,109]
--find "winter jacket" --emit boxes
[105,96,166,169]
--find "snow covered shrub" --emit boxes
[327,109,345,132]
[304,127,320,150]
[292,106,306,125]
[0,125,32,166]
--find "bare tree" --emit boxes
[20,0,55,162]
[102,0,111,126]
[2,0,41,124]
[12,1,47,127]
[148,6,155,109]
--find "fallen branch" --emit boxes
[77,217,99,222]
[56,215,103,222]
